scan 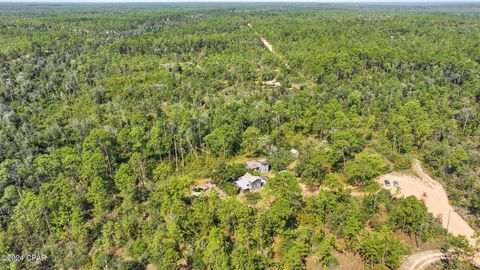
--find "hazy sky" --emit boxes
[1,0,479,2]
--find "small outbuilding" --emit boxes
[235,173,266,192]
[246,159,269,173]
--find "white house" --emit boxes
[235,173,266,192]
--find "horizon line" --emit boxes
[1,0,480,3]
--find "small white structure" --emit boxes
[246,159,269,173]
[290,148,299,157]
[235,173,266,192]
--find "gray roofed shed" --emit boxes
[246,159,269,173]
[235,173,266,192]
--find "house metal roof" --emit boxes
[235,173,265,190]
[246,159,268,169]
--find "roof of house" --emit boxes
[246,159,268,169]
[246,160,261,169]
[258,159,267,164]
[235,173,265,190]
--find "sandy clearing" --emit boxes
[377,159,479,266]
[377,160,475,244]
[400,250,444,270]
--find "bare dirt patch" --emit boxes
[146,264,156,270]
[378,159,480,267]
[299,183,319,197]
[261,38,274,52]
[334,251,364,270]
[377,160,476,245]
[392,231,418,248]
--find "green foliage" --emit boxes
[389,196,428,236]
[87,176,113,220]
[315,234,338,268]
[0,4,477,269]
[245,192,262,205]
[282,241,308,270]
[296,148,338,186]
[114,163,138,199]
[267,172,302,202]
[241,126,268,155]
[205,125,239,157]
[269,148,294,171]
[346,153,388,186]
[151,162,173,183]
[443,235,476,269]
[323,173,344,191]
[203,227,230,270]
[257,197,295,239]
[329,130,366,165]
[231,239,266,270]
[148,233,180,269]
[358,231,408,269]
[212,163,245,193]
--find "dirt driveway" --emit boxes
[400,250,444,270]
[377,160,479,266]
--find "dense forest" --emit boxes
[0,3,479,270]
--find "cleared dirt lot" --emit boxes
[377,160,475,244]
[378,160,480,267]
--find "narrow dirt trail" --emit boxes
[247,23,317,90]
[248,22,290,68]
[260,38,274,53]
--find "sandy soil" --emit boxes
[247,23,273,52]
[400,250,445,270]
[378,160,479,266]
[261,38,274,52]
[334,251,365,270]
[300,183,320,197]
[377,160,476,244]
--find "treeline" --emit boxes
[0,3,479,270]
[252,11,480,217]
